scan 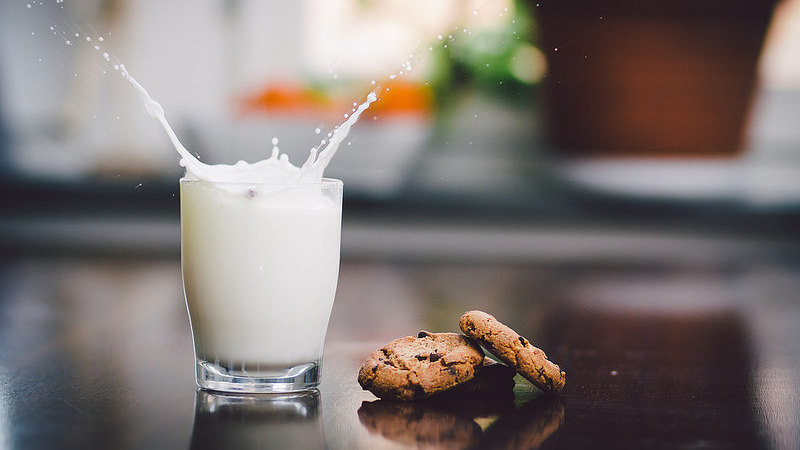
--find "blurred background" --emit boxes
[1,0,798,238]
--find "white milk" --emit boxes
[181,180,342,367]
[118,63,377,186]
[116,65,375,373]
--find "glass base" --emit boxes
[196,360,321,394]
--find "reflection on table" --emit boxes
[0,248,797,449]
[190,390,323,450]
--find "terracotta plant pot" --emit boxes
[534,0,779,158]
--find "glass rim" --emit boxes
[179,177,342,188]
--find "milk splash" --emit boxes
[117,64,376,187]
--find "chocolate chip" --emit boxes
[429,353,441,362]
[447,366,457,375]
[519,336,528,346]
[417,331,430,338]
[415,354,426,361]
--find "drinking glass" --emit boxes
[180,178,342,393]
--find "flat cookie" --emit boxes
[358,331,484,401]
[459,311,566,394]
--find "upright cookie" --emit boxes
[358,331,484,401]
[459,311,566,394]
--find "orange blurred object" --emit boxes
[367,80,433,119]
[238,80,432,121]
[239,83,333,116]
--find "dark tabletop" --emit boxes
[1,233,799,449]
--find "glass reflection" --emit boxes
[190,390,323,450]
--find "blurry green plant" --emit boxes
[429,0,543,108]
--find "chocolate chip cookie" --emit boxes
[459,310,566,394]
[358,331,484,401]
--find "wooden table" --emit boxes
[0,247,798,449]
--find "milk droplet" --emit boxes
[473,9,478,15]
[103,52,110,61]
[93,45,99,50]
[86,36,91,42]
[75,33,79,37]
[344,113,349,118]
[271,137,279,146]
[389,74,396,80]
[370,80,376,85]
[26,4,32,9]
[314,128,321,134]
[98,37,103,42]
[437,34,443,40]
[113,64,119,70]
[65,40,71,45]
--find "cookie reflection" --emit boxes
[480,395,565,449]
[358,394,563,449]
[190,390,324,450]
[358,399,483,449]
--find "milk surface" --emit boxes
[119,64,377,186]
[181,180,342,367]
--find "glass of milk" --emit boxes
[180,178,342,393]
